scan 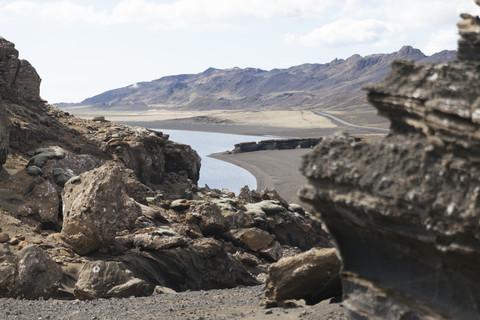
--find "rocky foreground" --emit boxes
[0,32,342,317]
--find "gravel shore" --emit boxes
[210,149,312,204]
[0,285,346,320]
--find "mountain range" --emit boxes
[58,46,456,113]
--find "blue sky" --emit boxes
[1,0,479,103]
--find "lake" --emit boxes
[153,129,278,194]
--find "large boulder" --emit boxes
[228,227,274,251]
[265,248,341,305]
[187,202,228,236]
[0,244,62,299]
[104,127,201,187]
[300,6,480,320]
[74,261,153,300]
[60,162,142,255]
[164,141,201,184]
[118,237,259,292]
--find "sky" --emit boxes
[1,0,479,103]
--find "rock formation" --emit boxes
[74,261,153,300]
[232,138,323,154]
[300,4,480,319]
[0,35,333,300]
[60,162,142,255]
[265,248,341,305]
[0,36,41,103]
[0,244,63,299]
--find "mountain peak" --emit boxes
[396,45,426,59]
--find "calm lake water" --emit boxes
[154,129,277,194]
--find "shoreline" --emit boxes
[116,120,387,204]
[210,148,313,205]
[118,120,343,138]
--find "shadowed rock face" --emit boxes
[0,101,8,169]
[0,36,41,102]
[300,5,480,320]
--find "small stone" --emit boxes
[17,240,28,250]
[0,232,10,243]
[26,165,43,176]
[170,199,190,211]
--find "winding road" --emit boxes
[313,110,390,133]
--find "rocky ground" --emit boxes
[0,285,346,320]
[0,34,346,319]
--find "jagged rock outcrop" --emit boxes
[300,5,480,320]
[265,248,341,305]
[0,35,334,301]
[0,36,41,102]
[60,162,142,255]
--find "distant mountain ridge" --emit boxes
[58,46,456,112]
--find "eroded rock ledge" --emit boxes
[300,5,480,320]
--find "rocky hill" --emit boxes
[0,36,336,305]
[300,5,480,320]
[58,47,455,113]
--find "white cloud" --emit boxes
[3,1,107,23]
[0,0,337,26]
[285,18,400,47]
[422,28,458,55]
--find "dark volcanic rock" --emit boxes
[233,138,322,153]
[300,5,480,320]
[0,36,41,102]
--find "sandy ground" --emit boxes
[211,149,312,205]
[72,110,338,129]
[70,109,389,137]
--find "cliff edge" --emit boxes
[300,4,480,320]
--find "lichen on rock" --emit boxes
[60,162,142,255]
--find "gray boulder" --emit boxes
[28,146,66,168]
[26,165,43,176]
[51,167,75,186]
[74,261,153,300]
[187,202,228,236]
[265,247,341,305]
[0,244,63,299]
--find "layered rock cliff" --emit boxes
[300,5,480,320]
